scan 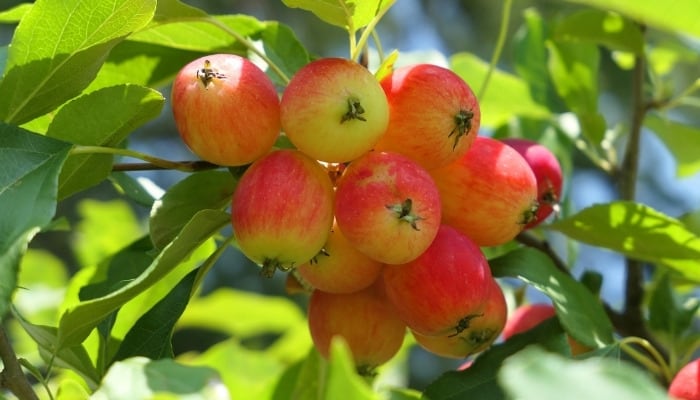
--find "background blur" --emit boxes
[2,0,700,391]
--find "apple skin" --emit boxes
[307,283,407,375]
[280,57,390,163]
[669,358,700,400]
[412,278,507,359]
[382,224,492,337]
[501,138,563,228]
[171,54,280,166]
[429,136,538,247]
[231,149,334,277]
[296,219,383,294]
[334,151,442,264]
[374,63,481,170]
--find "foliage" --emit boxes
[1,0,699,399]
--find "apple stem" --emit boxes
[385,198,424,230]
[70,145,220,172]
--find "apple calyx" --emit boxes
[341,97,367,123]
[518,200,540,226]
[261,258,294,278]
[448,109,475,150]
[385,198,424,230]
[447,313,484,338]
[196,59,227,88]
[356,364,378,378]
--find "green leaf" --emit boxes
[514,9,555,108]
[548,201,700,282]
[645,114,700,178]
[0,123,70,318]
[499,346,667,400]
[57,209,229,347]
[149,170,236,249]
[0,0,156,124]
[546,40,605,144]
[648,271,700,337]
[325,338,378,400]
[109,172,157,207]
[91,357,228,400]
[46,84,164,199]
[177,288,306,338]
[554,9,644,54]
[490,247,615,348]
[281,0,383,31]
[256,21,311,86]
[0,3,31,23]
[423,318,568,400]
[450,53,551,128]
[111,268,198,362]
[152,0,208,22]
[567,0,700,38]
[13,315,100,388]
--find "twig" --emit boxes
[515,231,570,275]
[0,326,39,400]
[111,161,220,172]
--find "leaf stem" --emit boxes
[477,0,512,100]
[70,145,220,172]
[351,0,396,62]
[0,326,39,400]
[619,336,673,383]
[205,17,290,85]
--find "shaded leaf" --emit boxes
[57,209,229,347]
[14,315,100,388]
[46,84,164,199]
[490,247,615,348]
[256,21,311,86]
[648,272,700,337]
[568,0,700,38]
[281,0,383,31]
[149,170,236,249]
[450,53,551,128]
[109,172,157,207]
[112,268,198,362]
[514,9,556,108]
[0,0,156,124]
[423,318,568,400]
[91,357,228,400]
[0,229,36,322]
[645,113,700,178]
[499,346,667,399]
[554,9,644,54]
[548,201,700,282]
[152,0,208,22]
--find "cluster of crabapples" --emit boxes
[170,53,564,374]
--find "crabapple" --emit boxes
[429,136,538,246]
[171,54,280,166]
[382,224,492,337]
[374,63,480,170]
[669,358,700,400]
[412,278,507,359]
[280,57,389,163]
[334,151,441,264]
[231,149,334,277]
[502,138,563,228]
[296,219,383,294]
[307,283,406,376]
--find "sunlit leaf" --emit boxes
[0,3,31,23]
[152,0,207,22]
[46,84,164,199]
[423,318,568,400]
[450,53,551,128]
[644,114,700,178]
[91,357,228,400]
[546,40,605,144]
[548,201,700,282]
[57,209,229,347]
[554,9,644,54]
[567,0,700,38]
[281,0,384,32]
[499,346,667,399]
[490,247,615,348]
[0,0,156,124]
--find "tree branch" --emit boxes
[111,161,220,172]
[0,326,39,400]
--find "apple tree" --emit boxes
[1,0,700,399]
